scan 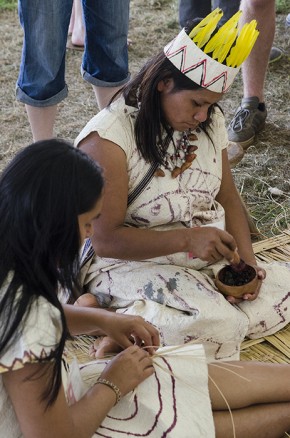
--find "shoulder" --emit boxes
[75,97,137,155]
[0,286,62,374]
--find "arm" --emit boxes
[216,149,266,302]
[63,304,160,354]
[79,132,239,264]
[216,149,257,265]
[3,346,153,438]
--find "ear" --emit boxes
[157,78,173,92]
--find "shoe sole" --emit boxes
[235,135,255,150]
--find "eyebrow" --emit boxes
[193,98,214,106]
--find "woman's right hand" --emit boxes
[100,346,154,396]
[188,226,237,264]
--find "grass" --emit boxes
[0,0,16,10]
[1,0,289,238]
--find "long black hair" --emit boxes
[118,19,218,166]
[0,139,104,405]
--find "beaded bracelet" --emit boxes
[96,378,122,405]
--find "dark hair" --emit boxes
[118,19,218,165]
[0,139,104,406]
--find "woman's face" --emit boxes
[78,195,103,245]
[158,78,223,132]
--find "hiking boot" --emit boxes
[227,97,267,148]
[269,46,283,64]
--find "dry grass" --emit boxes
[0,0,289,237]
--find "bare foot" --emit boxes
[74,292,100,308]
[89,336,123,359]
[71,27,85,47]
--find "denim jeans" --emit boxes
[179,0,240,28]
[16,0,130,106]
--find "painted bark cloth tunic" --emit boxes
[75,97,290,362]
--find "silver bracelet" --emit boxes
[96,378,122,405]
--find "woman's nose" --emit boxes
[194,106,209,123]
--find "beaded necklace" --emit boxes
[155,128,200,178]
[135,86,200,179]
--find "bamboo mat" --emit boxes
[65,335,95,364]
[66,229,290,364]
[240,228,290,363]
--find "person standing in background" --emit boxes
[16,0,130,142]
[227,0,278,148]
[179,0,282,150]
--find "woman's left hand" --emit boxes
[98,312,160,355]
[226,265,266,305]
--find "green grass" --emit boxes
[0,0,16,10]
[276,0,288,14]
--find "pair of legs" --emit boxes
[178,0,239,28]
[179,0,277,148]
[210,361,290,437]
[76,293,290,437]
[17,0,130,141]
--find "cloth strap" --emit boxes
[80,133,172,269]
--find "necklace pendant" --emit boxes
[171,166,181,178]
[187,145,198,153]
[180,161,192,173]
[187,133,198,141]
[185,153,197,163]
[155,168,165,177]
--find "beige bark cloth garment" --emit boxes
[65,344,215,438]
[75,97,290,362]
[0,273,62,438]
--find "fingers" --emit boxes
[132,323,160,355]
[216,243,238,264]
[242,278,262,301]
[194,228,237,263]
[226,278,263,304]
[123,346,155,374]
[102,346,155,396]
[230,249,240,265]
[226,296,243,304]
[257,267,266,280]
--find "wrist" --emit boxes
[95,378,122,405]
[178,228,193,253]
[181,226,200,254]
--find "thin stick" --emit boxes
[208,374,236,438]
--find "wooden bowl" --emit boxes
[215,264,258,298]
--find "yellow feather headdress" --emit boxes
[164,8,259,93]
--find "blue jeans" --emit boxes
[16,0,130,107]
[179,0,240,28]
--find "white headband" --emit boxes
[164,9,259,94]
[164,28,239,93]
